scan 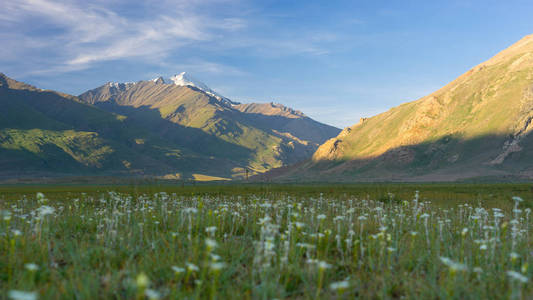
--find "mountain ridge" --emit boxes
[78,75,340,176]
[0,72,340,180]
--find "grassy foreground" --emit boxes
[1,183,532,299]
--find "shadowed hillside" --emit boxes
[0,73,339,180]
[79,76,340,175]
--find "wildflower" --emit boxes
[329,280,350,291]
[479,244,487,251]
[205,226,217,234]
[507,270,528,283]
[410,231,418,236]
[205,238,218,251]
[2,210,12,221]
[294,222,306,230]
[186,263,199,272]
[145,289,161,300]
[210,253,221,261]
[184,207,198,214]
[24,263,39,272]
[317,214,326,220]
[8,290,37,300]
[333,216,345,222]
[296,242,316,250]
[461,228,468,236]
[522,263,529,274]
[36,192,47,204]
[510,252,520,262]
[210,262,226,272]
[171,266,185,274]
[440,257,467,274]
[317,261,331,271]
[36,206,55,217]
[258,216,271,225]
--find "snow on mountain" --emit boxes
[105,72,239,105]
[167,72,238,105]
[151,77,165,84]
[107,81,136,90]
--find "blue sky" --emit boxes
[1,0,533,128]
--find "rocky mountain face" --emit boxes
[269,34,533,181]
[0,72,339,180]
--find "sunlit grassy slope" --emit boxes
[281,34,533,181]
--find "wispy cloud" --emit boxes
[0,0,343,77]
[0,0,245,74]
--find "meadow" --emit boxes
[1,183,532,299]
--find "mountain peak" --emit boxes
[166,72,238,105]
[151,76,165,84]
[168,72,210,91]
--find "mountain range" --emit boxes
[4,34,533,182]
[0,72,339,180]
[266,34,533,182]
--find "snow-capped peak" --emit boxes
[151,76,165,84]
[167,72,238,105]
[107,81,135,89]
[168,72,219,96]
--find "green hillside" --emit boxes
[0,73,339,180]
[79,78,339,176]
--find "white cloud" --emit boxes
[0,0,243,73]
[0,0,342,79]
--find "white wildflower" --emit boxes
[36,206,55,217]
[145,289,161,300]
[440,257,467,273]
[205,238,218,251]
[210,262,226,271]
[8,290,37,300]
[186,263,199,272]
[329,280,350,291]
[205,226,217,234]
[507,270,528,283]
[25,263,39,272]
[171,266,185,274]
[318,261,331,271]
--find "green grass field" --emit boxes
[1,183,532,299]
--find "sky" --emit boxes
[1,0,533,128]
